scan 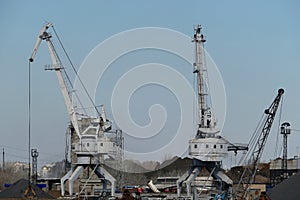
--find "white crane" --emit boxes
[177,25,232,199]
[29,22,120,197]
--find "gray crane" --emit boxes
[234,88,284,199]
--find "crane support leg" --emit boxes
[215,171,233,186]
[95,166,116,196]
[177,171,189,197]
[61,170,72,196]
[183,167,201,197]
[68,166,84,196]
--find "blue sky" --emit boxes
[0,1,299,167]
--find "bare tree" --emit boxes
[0,163,27,191]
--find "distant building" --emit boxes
[40,165,53,178]
[270,156,300,186]
[39,162,63,179]
[38,163,63,192]
[11,162,29,172]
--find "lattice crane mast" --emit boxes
[235,88,284,199]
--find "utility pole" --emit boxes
[2,148,4,171]
[31,149,39,184]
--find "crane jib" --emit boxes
[235,88,284,199]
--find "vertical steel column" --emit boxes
[31,149,39,184]
[281,122,291,179]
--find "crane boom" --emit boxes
[29,23,52,62]
[236,88,284,199]
[29,23,81,138]
[193,25,207,127]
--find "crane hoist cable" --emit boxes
[49,26,88,116]
[193,65,197,131]
[51,26,101,117]
[202,42,214,112]
[40,27,87,117]
[274,96,284,157]
[237,113,265,166]
[79,164,100,196]
[28,60,32,187]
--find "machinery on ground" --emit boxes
[29,23,123,197]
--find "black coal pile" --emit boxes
[0,179,54,199]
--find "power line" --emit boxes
[6,152,28,160]
[2,148,4,171]
[0,144,27,152]
[5,152,57,164]
[291,129,300,132]
[0,144,63,158]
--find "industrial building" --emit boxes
[270,156,300,186]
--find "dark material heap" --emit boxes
[268,172,300,200]
[0,178,54,199]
